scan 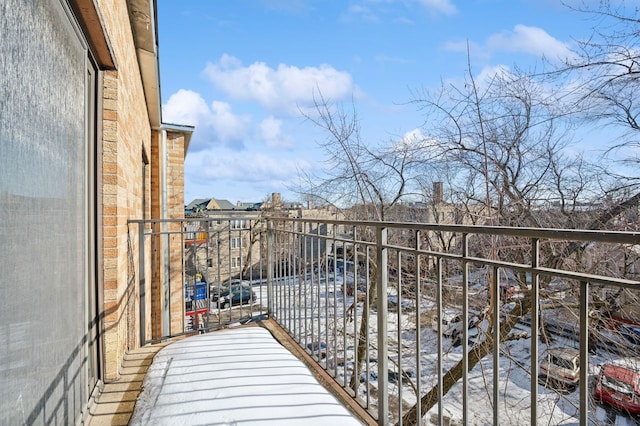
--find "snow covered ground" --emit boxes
[166,275,640,425]
[260,275,640,425]
[130,326,363,425]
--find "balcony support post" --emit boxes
[492,265,500,426]
[579,280,589,425]
[138,221,146,345]
[461,234,469,425]
[376,226,388,424]
[267,220,273,318]
[530,238,539,425]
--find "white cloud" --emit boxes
[475,64,512,87]
[202,54,355,115]
[209,101,250,147]
[163,89,250,151]
[397,128,441,155]
[345,5,381,22]
[442,39,479,53]
[443,26,573,70]
[186,145,306,180]
[259,117,293,149]
[417,0,457,16]
[163,89,210,127]
[402,128,425,143]
[486,25,574,62]
[350,0,456,20]
[384,128,441,163]
[184,147,312,201]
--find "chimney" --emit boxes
[433,182,443,204]
[272,192,282,209]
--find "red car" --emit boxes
[594,364,640,415]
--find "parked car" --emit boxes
[499,282,518,299]
[539,348,580,388]
[341,279,365,297]
[620,324,640,347]
[211,282,255,308]
[594,363,640,415]
[210,279,248,297]
[597,325,640,356]
[431,311,480,338]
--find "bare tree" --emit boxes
[400,39,640,424]
[298,92,430,221]
[546,1,640,165]
[297,8,640,419]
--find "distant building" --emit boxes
[183,193,345,282]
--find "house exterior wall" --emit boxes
[97,0,153,380]
[184,214,265,286]
[167,132,187,333]
[0,0,189,421]
[150,131,187,337]
[185,207,346,285]
[98,1,191,380]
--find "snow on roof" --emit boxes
[129,326,362,425]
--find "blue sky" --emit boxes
[157,0,594,205]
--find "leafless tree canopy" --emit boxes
[295,2,640,423]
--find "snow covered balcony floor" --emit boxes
[88,321,373,426]
[129,323,369,425]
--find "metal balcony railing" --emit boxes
[129,216,640,425]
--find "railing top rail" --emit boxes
[268,216,640,245]
[128,216,640,244]
[128,216,265,225]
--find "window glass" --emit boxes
[0,1,89,423]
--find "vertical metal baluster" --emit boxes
[352,227,358,390]
[377,226,389,424]
[216,228,222,324]
[282,222,293,333]
[333,224,338,378]
[397,250,403,425]
[138,222,146,345]
[297,222,302,342]
[530,238,539,426]
[227,220,232,323]
[415,230,421,425]
[317,222,322,360]
[436,256,443,426]
[462,233,469,426]
[257,219,261,314]
[365,244,371,410]
[290,221,294,333]
[304,222,309,352]
[239,224,244,320]
[203,221,209,330]
[278,223,282,321]
[192,223,198,332]
[248,220,253,317]
[324,224,329,365]
[493,265,500,426]
[579,279,589,426]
